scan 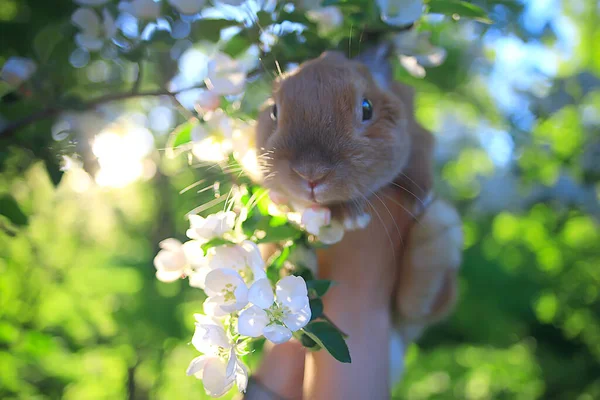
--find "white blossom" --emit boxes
[194,241,266,289]
[204,269,249,316]
[153,238,205,282]
[168,0,205,15]
[187,314,249,397]
[0,57,36,87]
[377,0,423,27]
[215,0,246,5]
[191,109,235,162]
[118,0,161,20]
[194,90,221,112]
[301,207,331,236]
[307,7,343,36]
[318,220,345,244]
[186,211,236,241]
[238,276,311,344]
[205,52,247,96]
[71,7,117,51]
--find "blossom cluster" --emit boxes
[154,211,314,395]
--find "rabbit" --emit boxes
[254,43,463,383]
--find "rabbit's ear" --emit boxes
[354,42,393,89]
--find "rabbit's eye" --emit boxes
[362,99,373,121]
[270,105,278,121]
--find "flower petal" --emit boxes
[71,8,101,36]
[204,268,246,297]
[301,207,331,235]
[276,275,309,312]
[192,318,230,354]
[203,295,228,317]
[318,220,345,244]
[226,347,236,378]
[283,302,311,332]
[186,355,209,378]
[235,360,249,393]
[238,305,269,337]
[155,269,182,283]
[202,357,235,397]
[377,0,423,27]
[168,0,206,15]
[248,279,274,309]
[0,57,36,87]
[263,324,293,344]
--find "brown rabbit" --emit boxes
[254,44,462,382]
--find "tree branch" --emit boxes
[0,68,263,140]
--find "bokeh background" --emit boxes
[1,0,599,399]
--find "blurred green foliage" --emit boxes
[1,0,600,399]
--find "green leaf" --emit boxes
[256,224,302,244]
[303,321,351,363]
[268,246,291,269]
[167,120,196,154]
[426,0,492,23]
[309,298,323,321]
[307,280,333,297]
[223,35,252,58]
[201,238,235,255]
[256,10,273,27]
[192,19,240,42]
[33,23,64,62]
[0,194,28,227]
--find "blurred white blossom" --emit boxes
[203,268,249,316]
[194,90,221,112]
[186,211,236,241]
[168,0,205,15]
[153,238,205,282]
[377,0,423,27]
[118,0,161,20]
[393,29,447,77]
[205,52,247,96]
[238,276,311,344]
[0,57,36,87]
[301,207,331,235]
[307,6,343,36]
[187,314,248,397]
[71,7,117,51]
[191,109,235,162]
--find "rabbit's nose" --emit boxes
[291,165,330,189]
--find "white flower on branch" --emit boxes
[377,0,423,27]
[71,7,117,51]
[204,269,249,317]
[191,109,235,162]
[194,90,221,112]
[187,314,248,397]
[1,57,36,87]
[186,211,236,241]
[193,241,266,289]
[205,52,247,96]
[168,0,206,15]
[118,0,161,20]
[300,206,346,244]
[307,6,343,36]
[238,276,311,344]
[153,238,205,282]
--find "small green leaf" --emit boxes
[192,19,240,42]
[33,23,64,62]
[426,0,492,23]
[201,238,235,255]
[303,321,351,363]
[223,35,252,58]
[256,224,302,244]
[0,194,28,227]
[167,120,196,153]
[268,246,291,269]
[299,331,320,350]
[307,280,333,297]
[309,298,323,321]
[256,10,273,26]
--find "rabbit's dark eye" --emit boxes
[362,98,373,121]
[271,104,277,121]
